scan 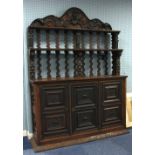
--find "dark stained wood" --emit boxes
[30,7,112,30]
[28,7,127,152]
[65,51,69,77]
[55,50,60,78]
[96,32,101,76]
[46,50,51,78]
[46,30,50,48]
[31,129,128,152]
[30,48,123,51]
[64,30,69,77]
[97,51,101,76]
[29,49,35,80]
[28,28,34,48]
[37,50,42,79]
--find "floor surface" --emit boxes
[23,129,132,155]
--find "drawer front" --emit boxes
[40,84,68,111]
[102,105,122,126]
[42,113,69,136]
[72,109,97,131]
[71,83,98,108]
[101,81,122,105]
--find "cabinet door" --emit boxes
[71,82,98,132]
[40,84,69,137]
[100,81,123,127]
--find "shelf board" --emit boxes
[29,48,123,52]
[30,75,127,84]
[29,26,120,33]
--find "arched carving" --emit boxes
[30,7,112,30]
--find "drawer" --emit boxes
[72,109,97,131]
[71,83,98,108]
[102,105,122,126]
[40,84,68,111]
[101,81,122,105]
[42,113,69,136]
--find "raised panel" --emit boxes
[42,113,69,136]
[73,109,97,131]
[40,85,68,111]
[71,83,98,108]
[102,106,122,126]
[101,81,122,104]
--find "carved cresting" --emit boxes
[29,7,112,30]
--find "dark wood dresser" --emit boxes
[28,7,128,152]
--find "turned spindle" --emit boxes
[46,30,51,78]
[55,30,60,77]
[64,30,69,77]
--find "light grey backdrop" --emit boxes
[23,0,132,132]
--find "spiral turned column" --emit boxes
[112,50,122,75]
[73,31,85,77]
[111,32,121,75]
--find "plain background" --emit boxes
[0,0,155,155]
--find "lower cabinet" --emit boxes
[33,78,126,145]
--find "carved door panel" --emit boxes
[100,81,123,127]
[40,84,69,137]
[71,82,98,132]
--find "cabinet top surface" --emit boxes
[31,75,127,84]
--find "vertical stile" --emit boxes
[46,30,51,78]
[55,30,60,77]
[97,32,101,76]
[89,31,93,76]
[64,30,69,77]
[36,29,42,79]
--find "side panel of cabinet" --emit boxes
[70,82,98,132]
